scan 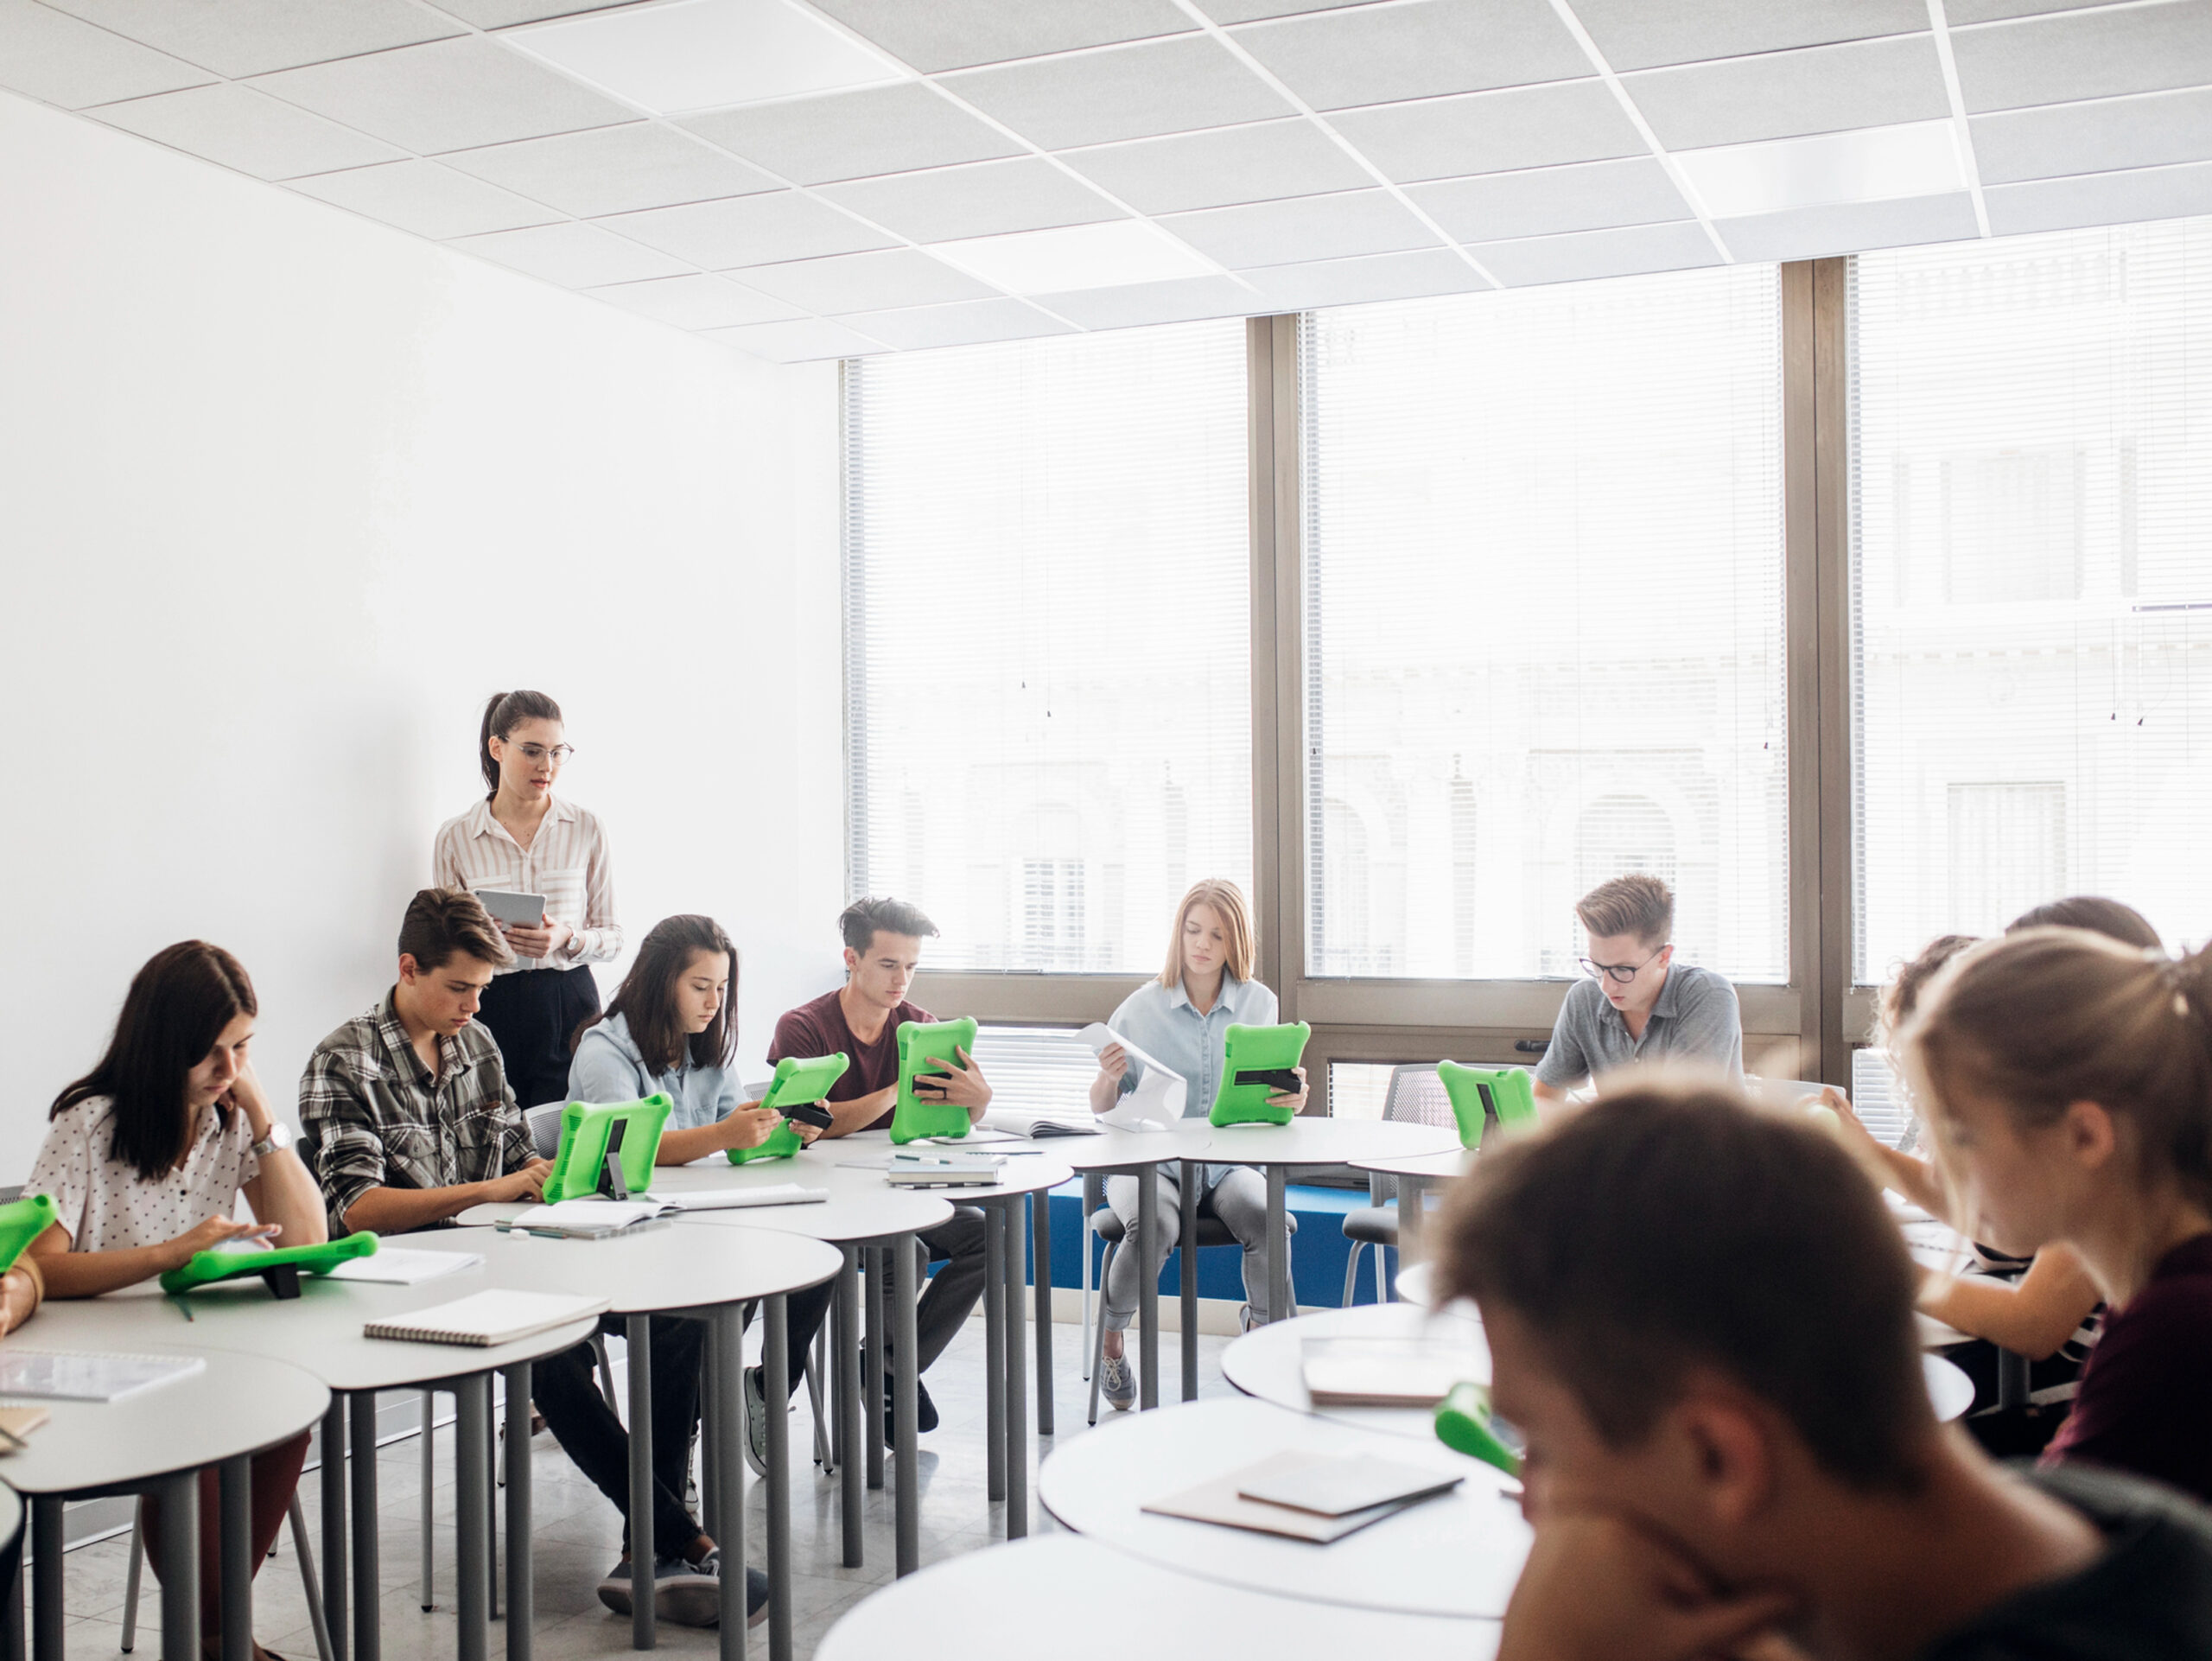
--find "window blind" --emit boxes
[1850,218,2212,982]
[842,321,1252,974]
[1300,267,1789,983]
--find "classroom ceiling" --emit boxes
[8,0,2211,363]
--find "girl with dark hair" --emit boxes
[434,690,622,1107]
[25,941,327,1658]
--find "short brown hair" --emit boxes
[840,896,938,954]
[2007,894,2160,951]
[399,888,513,975]
[1575,874,1672,946]
[1876,932,1978,1043]
[1161,879,1255,990]
[1435,1080,1931,1492]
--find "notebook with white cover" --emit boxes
[1300,1337,1479,1408]
[1141,1453,1426,1543]
[0,1349,206,1403]
[327,1248,482,1284]
[505,1199,664,1238]
[658,1186,828,1211]
[364,1289,608,1347]
[1235,1452,1463,1517]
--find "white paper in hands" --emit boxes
[1080,1023,1182,1130]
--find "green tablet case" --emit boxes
[891,1018,979,1145]
[0,1194,57,1276]
[159,1231,380,1300]
[1436,1063,1538,1150]
[545,1095,673,1202]
[1434,1379,1522,1478]
[1207,1022,1312,1127]
[729,1053,850,1165]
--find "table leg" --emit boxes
[417,1392,435,1613]
[1136,1170,1159,1411]
[1032,1189,1053,1438]
[1004,1200,1029,1540]
[836,1253,862,1569]
[454,1378,491,1661]
[1179,1162,1199,1403]
[698,1333,720,1543]
[28,1498,59,1661]
[503,1363,532,1661]
[984,1208,1007,1503]
[709,1306,747,1661]
[154,1473,199,1661]
[1266,1164,1289,1326]
[863,1249,885,1494]
[5,1523,22,1661]
[1396,1174,1428,1293]
[626,1316,655,1651]
[219,1454,252,1661]
[765,1295,791,1661]
[319,1399,347,1661]
[349,1391,379,1661]
[1998,1348,2031,1410]
[891,1233,919,1578]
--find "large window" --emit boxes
[842,321,1251,973]
[1851,220,2212,978]
[1300,268,1789,983]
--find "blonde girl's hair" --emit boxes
[1902,927,2212,1212]
[1161,880,1255,990]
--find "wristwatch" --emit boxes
[251,1122,294,1160]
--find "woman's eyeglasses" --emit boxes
[511,743,574,765]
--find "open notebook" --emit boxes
[505,1188,828,1237]
[365,1289,610,1347]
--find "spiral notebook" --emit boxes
[364,1289,609,1347]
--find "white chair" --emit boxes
[1338,1064,1456,1308]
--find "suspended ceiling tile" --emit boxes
[1623,34,1952,150]
[1714,190,1978,261]
[836,296,1080,349]
[942,35,1293,150]
[1229,0,1592,111]
[699,316,889,360]
[448,219,692,284]
[1971,87,2212,185]
[1032,273,1261,328]
[1984,159,2212,234]
[289,158,560,238]
[1408,156,1693,243]
[1945,0,2133,19]
[601,189,894,267]
[422,0,659,26]
[1950,1,2212,113]
[1233,245,1489,309]
[820,156,1125,242]
[807,0,1194,73]
[678,81,1021,184]
[1197,0,1369,19]
[1058,118,1371,216]
[585,271,805,328]
[249,35,637,155]
[1567,0,1927,73]
[1465,219,1719,285]
[444,123,779,218]
[40,0,461,79]
[89,80,405,180]
[735,246,999,311]
[1328,80,1643,183]
[1161,188,1440,268]
[0,0,211,110]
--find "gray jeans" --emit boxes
[1103,1166,1294,1331]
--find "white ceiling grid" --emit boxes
[3,0,2207,361]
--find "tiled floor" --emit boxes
[52,1314,1239,1661]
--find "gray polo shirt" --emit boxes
[1535,961,1744,1090]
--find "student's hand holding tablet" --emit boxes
[721,1104,789,1151]
[912,1045,990,1110]
[1267,1064,1310,1114]
[503,916,570,959]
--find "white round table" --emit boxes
[1348,1147,1477,1271]
[1039,1396,1530,1619]
[817,1535,1499,1661]
[1221,1303,1489,1438]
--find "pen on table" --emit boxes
[171,1295,195,1322]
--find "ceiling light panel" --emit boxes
[1408,156,1693,243]
[0,0,210,111]
[444,123,779,218]
[808,0,1193,73]
[928,218,1221,295]
[505,0,905,118]
[818,157,1126,244]
[1622,34,1952,150]
[40,0,461,80]
[1971,87,2212,185]
[1566,0,1927,73]
[1328,80,1644,183]
[1228,0,1591,111]
[678,81,1020,184]
[92,82,404,180]
[1673,120,1963,219]
[1059,119,1371,216]
[1948,1,2212,113]
[942,35,1293,150]
[289,158,559,239]
[1714,192,1978,261]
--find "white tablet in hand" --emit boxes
[478,889,545,928]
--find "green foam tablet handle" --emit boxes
[1208,1022,1312,1127]
[891,1019,978,1145]
[1434,1379,1522,1478]
[732,1053,851,1165]
[0,1194,58,1276]
[159,1231,380,1295]
[544,1095,674,1202]
[1436,1063,1539,1151]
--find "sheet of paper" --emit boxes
[1078,1023,1183,1130]
[327,1247,483,1284]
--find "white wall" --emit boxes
[0,91,848,1178]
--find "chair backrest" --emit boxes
[1436,1063,1537,1150]
[524,1102,568,1161]
[1365,1065,1452,1202]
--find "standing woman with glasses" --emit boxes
[434,690,622,1108]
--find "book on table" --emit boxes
[1142,1451,1461,1543]
[364,1289,611,1347]
[505,1187,829,1237]
[0,1350,206,1403]
[879,1149,1007,1188]
[1300,1336,1484,1408]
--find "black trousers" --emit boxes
[478,964,601,1111]
[532,1313,704,1559]
[760,1277,837,1392]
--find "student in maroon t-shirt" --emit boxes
[767,896,993,1436]
[1905,925,2212,1504]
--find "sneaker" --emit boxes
[742,1365,769,1479]
[1100,1351,1135,1412]
[595,1559,634,1617]
[880,1376,940,1439]
[652,1551,724,1629]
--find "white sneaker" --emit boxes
[1101,1352,1135,1411]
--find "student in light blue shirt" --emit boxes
[1086,879,1306,1410]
